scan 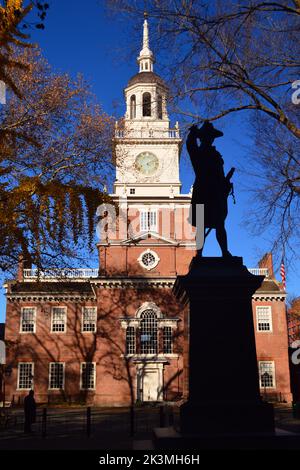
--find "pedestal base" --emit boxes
[152,427,300,450]
[180,400,275,435]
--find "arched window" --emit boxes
[140,309,157,354]
[157,94,163,119]
[130,95,136,119]
[142,92,151,117]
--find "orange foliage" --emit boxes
[0,46,114,272]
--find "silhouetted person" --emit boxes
[24,390,36,433]
[187,122,234,257]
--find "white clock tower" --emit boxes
[113,17,183,199]
[99,17,195,280]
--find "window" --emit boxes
[20,307,36,333]
[142,252,156,267]
[82,307,97,332]
[130,94,136,119]
[49,363,64,389]
[140,210,157,232]
[81,363,96,390]
[126,327,136,355]
[259,361,275,388]
[142,92,151,117]
[51,307,66,333]
[157,94,163,119]
[130,188,135,195]
[140,309,158,354]
[138,249,160,271]
[18,363,34,389]
[256,306,272,332]
[163,327,173,354]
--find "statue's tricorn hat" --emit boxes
[198,121,223,139]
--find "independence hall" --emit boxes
[3,20,292,406]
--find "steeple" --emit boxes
[137,13,155,73]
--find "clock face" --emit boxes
[135,152,159,176]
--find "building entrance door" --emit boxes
[136,365,164,402]
[142,369,159,402]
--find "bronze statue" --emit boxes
[186,121,235,258]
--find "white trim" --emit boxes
[8,294,96,302]
[17,362,34,390]
[92,278,176,289]
[139,209,158,232]
[135,302,162,319]
[120,317,179,329]
[20,307,37,334]
[121,230,178,246]
[80,362,96,390]
[258,361,276,389]
[136,362,164,402]
[137,248,160,271]
[123,354,179,360]
[51,307,67,334]
[81,306,97,333]
[48,362,65,390]
[256,306,273,333]
[252,295,286,301]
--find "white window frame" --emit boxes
[137,248,160,271]
[81,307,97,333]
[126,326,136,355]
[256,306,273,332]
[20,307,36,334]
[80,362,96,390]
[163,326,173,354]
[140,209,158,232]
[259,361,276,389]
[17,363,34,390]
[48,362,65,390]
[51,307,67,333]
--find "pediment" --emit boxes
[121,231,178,246]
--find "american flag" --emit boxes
[280,258,286,291]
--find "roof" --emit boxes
[127,71,167,89]
[255,279,282,293]
[8,282,94,295]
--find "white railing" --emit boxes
[23,267,269,280]
[248,268,269,277]
[115,128,180,139]
[23,268,99,280]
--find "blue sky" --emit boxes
[0,0,299,321]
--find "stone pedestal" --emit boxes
[174,256,275,435]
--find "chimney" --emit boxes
[258,252,274,278]
[17,254,32,282]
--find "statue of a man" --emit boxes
[186,121,234,258]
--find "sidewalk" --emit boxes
[0,404,299,450]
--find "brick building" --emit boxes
[287,298,300,402]
[3,19,292,405]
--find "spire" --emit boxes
[137,13,155,73]
[143,13,149,49]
